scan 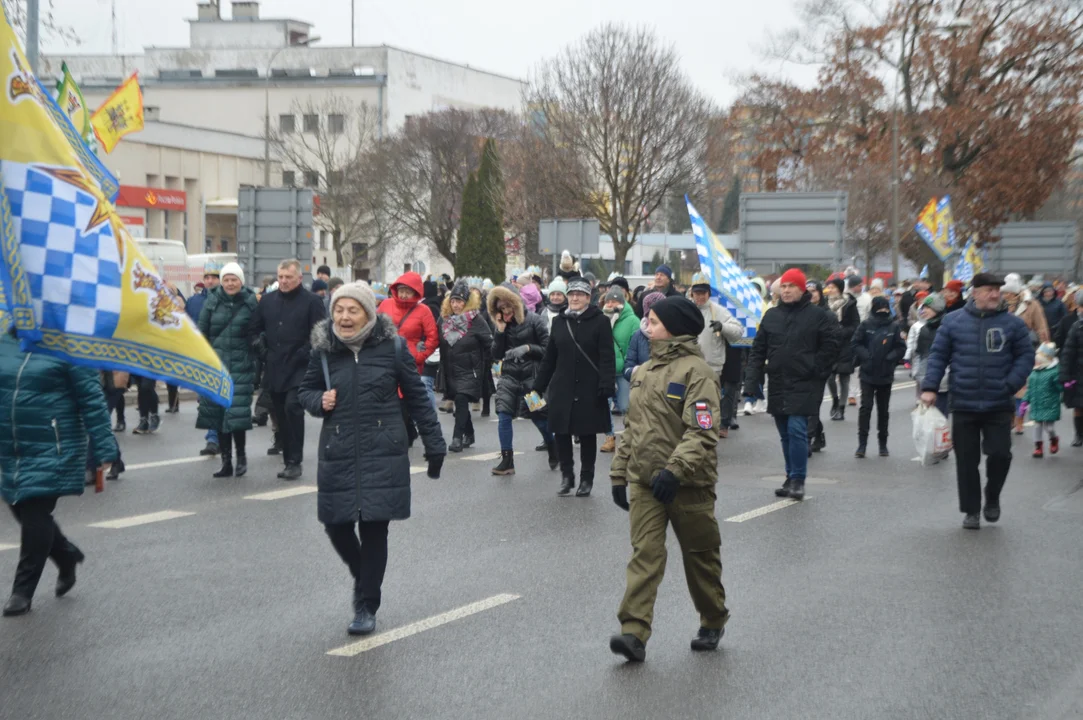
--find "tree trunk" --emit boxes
[613,241,630,276]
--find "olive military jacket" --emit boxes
[610,335,721,489]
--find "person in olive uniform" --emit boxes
[609,296,729,662]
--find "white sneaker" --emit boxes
[753,399,768,414]
[743,401,753,416]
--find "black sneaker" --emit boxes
[879,443,889,457]
[113,420,126,433]
[148,414,161,433]
[963,513,980,530]
[983,505,1000,523]
[463,434,475,449]
[535,443,548,452]
[277,465,302,481]
[267,433,282,455]
[200,442,220,457]
[788,483,805,501]
[774,478,793,497]
[348,607,377,636]
[810,433,826,453]
[609,634,646,662]
[854,444,866,459]
[132,418,150,435]
[690,627,723,651]
[449,437,463,453]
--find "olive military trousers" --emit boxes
[618,484,728,644]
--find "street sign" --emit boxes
[738,192,848,274]
[538,219,600,256]
[985,222,1078,280]
[237,187,315,283]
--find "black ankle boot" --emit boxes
[546,441,559,470]
[213,453,234,478]
[576,472,594,497]
[234,452,247,477]
[491,450,515,476]
[1073,416,1083,447]
[557,473,575,496]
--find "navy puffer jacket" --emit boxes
[922,300,1034,413]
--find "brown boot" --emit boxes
[718,426,729,439]
[600,435,616,453]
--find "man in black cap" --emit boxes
[609,296,729,662]
[921,272,1034,529]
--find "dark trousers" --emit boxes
[858,381,892,444]
[325,520,391,615]
[219,430,247,458]
[107,387,126,425]
[555,433,597,480]
[953,411,1013,515]
[720,380,740,428]
[135,375,158,417]
[828,373,851,408]
[453,394,475,440]
[166,384,179,409]
[270,389,305,466]
[7,496,81,600]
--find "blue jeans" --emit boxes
[773,414,809,482]
[497,412,552,451]
[614,376,630,413]
[206,429,218,444]
[421,375,437,410]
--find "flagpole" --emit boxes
[25,0,39,74]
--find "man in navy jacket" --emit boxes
[921,273,1034,530]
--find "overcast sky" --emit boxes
[40,0,816,105]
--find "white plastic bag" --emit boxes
[912,405,953,466]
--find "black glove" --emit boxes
[599,385,615,399]
[505,345,529,361]
[612,485,630,511]
[710,320,724,333]
[650,469,679,504]
[426,454,445,479]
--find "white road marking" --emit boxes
[124,456,211,471]
[820,380,915,404]
[243,486,317,501]
[762,476,837,485]
[463,451,523,462]
[0,543,17,552]
[89,510,196,529]
[327,593,521,657]
[410,466,427,475]
[724,499,807,523]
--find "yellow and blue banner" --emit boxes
[915,196,956,261]
[953,236,986,283]
[686,196,764,347]
[90,72,143,154]
[0,9,232,407]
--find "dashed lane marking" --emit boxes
[327,593,521,657]
[89,510,196,529]
[724,499,808,523]
[0,543,17,552]
[243,486,317,501]
[124,457,211,471]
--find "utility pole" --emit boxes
[351,0,356,47]
[26,0,40,74]
[891,101,900,284]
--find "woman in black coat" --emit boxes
[830,278,861,421]
[534,277,616,497]
[805,280,838,454]
[439,282,493,452]
[488,284,556,475]
[299,282,446,637]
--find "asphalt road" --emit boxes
[2,375,1083,720]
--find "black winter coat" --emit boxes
[534,305,616,435]
[488,286,549,417]
[298,316,446,525]
[743,295,841,417]
[439,306,493,402]
[196,286,258,433]
[251,286,326,392]
[852,313,906,386]
[1059,318,1083,408]
[835,293,861,374]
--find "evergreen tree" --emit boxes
[474,138,506,283]
[718,175,741,234]
[454,172,483,278]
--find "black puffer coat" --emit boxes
[196,285,258,433]
[438,293,492,401]
[298,315,446,525]
[1059,318,1083,408]
[852,311,906,386]
[488,286,549,417]
[534,304,616,436]
[250,285,326,392]
[835,293,861,374]
[743,294,841,417]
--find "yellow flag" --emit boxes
[0,14,232,407]
[90,73,144,153]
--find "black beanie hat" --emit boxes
[828,278,845,296]
[872,295,891,314]
[650,296,705,337]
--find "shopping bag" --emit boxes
[912,405,952,466]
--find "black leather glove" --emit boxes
[612,485,630,511]
[426,454,445,479]
[710,320,724,333]
[650,469,679,504]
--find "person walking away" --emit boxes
[543,279,568,333]
[196,263,258,478]
[601,287,639,452]
[250,259,327,480]
[1,330,119,616]
[298,282,446,636]
[534,277,616,497]
[487,284,556,474]
[129,374,160,435]
[910,294,949,416]
[851,296,906,458]
[805,280,839,453]
[841,275,865,410]
[608,296,728,662]
[743,268,840,500]
[1024,342,1062,458]
[1002,274,1050,434]
[688,274,744,439]
[439,282,492,453]
[921,273,1034,529]
[1038,282,1067,332]
[826,278,857,420]
[377,271,439,413]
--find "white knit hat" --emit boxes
[220,261,245,286]
[331,281,377,319]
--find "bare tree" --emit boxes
[377,108,518,265]
[267,96,381,267]
[3,0,79,45]
[528,24,712,268]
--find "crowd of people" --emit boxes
[4,249,1081,663]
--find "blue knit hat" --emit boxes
[655,264,673,280]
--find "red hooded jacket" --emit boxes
[378,272,439,373]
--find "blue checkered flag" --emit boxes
[686,196,764,346]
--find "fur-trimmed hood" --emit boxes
[310,313,398,353]
[487,285,524,324]
[441,290,482,318]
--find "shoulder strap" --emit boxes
[565,317,600,374]
[397,304,418,330]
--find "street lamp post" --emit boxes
[264,36,320,186]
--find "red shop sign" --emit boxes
[116,185,187,211]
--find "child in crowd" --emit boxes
[1023,342,1062,458]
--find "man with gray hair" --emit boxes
[251,259,327,480]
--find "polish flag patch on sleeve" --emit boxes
[694,401,713,430]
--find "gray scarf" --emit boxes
[333,317,376,354]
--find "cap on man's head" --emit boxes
[779,268,807,288]
[972,273,1004,290]
[316,265,332,276]
[846,275,863,290]
[690,272,711,292]
[655,265,673,280]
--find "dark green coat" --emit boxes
[0,334,118,505]
[196,286,258,433]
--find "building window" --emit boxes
[279,114,295,133]
[303,170,320,188]
[303,114,319,133]
[220,239,229,253]
[282,170,295,187]
[328,114,345,134]
[205,237,213,252]
[327,169,344,186]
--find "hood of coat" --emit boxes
[310,313,398,353]
[487,285,524,325]
[649,335,705,362]
[440,290,482,318]
[389,272,425,307]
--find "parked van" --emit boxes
[134,239,237,298]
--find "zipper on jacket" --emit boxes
[51,418,61,454]
[11,353,32,484]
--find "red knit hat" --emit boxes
[779,268,807,288]
[945,280,965,293]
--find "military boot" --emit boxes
[609,634,646,662]
[491,450,515,476]
[690,627,724,651]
